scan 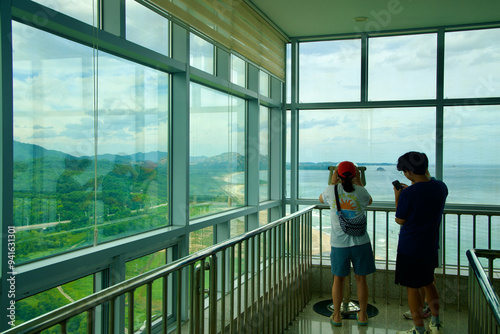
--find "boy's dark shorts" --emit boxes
[395,252,438,288]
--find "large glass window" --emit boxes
[126,0,169,55]
[298,108,436,201]
[189,83,246,218]
[190,33,214,75]
[444,28,500,99]
[368,33,437,101]
[16,275,93,330]
[299,39,361,103]
[259,71,269,97]
[443,105,500,205]
[231,54,246,87]
[13,22,169,263]
[32,0,97,25]
[126,249,172,331]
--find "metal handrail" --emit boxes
[466,249,500,333]
[3,205,315,334]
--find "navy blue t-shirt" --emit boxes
[395,179,448,257]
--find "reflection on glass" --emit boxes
[299,39,361,103]
[189,226,214,254]
[32,0,97,25]
[443,106,500,205]
[444,28,500,99]
[259,106,270,201]
[230,218,245,239]
[231,54,246,87]
[297,108,436,200]
[126,0,169,55]
[189,83,246,218]
[259,209,269,226]
[16,275,93,330]
[259,71,269,97]
[12,22,169,263]
[126,249,170,331]
[190,33,214,74]
[368,33,437,101]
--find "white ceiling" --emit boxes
[247,0,500,38]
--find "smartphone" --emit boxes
[392,180,403,190]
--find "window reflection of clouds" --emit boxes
[298,108,435,164]
[13,21,169,157]
[190,83,245,158]
[445,28,500,98]
[368,33,437,101]
[32,0,96,26]
[298,39,361,103]
[126,0,169,55]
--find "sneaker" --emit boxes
[397,327,430,334]
[429,321,444,333]
[404,306,431,319]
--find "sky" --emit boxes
[11,2,500,166]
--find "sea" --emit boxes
[284,164,500,268]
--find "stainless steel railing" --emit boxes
[3,206,314,334]
[313,204,500,309]
[466,249,500,334]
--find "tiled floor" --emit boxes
[286,293,468,333]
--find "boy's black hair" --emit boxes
[397,151,428,175]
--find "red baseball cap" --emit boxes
[337,161,357,178]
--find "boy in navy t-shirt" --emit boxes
[394,152,448,334]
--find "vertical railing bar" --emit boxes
[319,208,323,298]
[286,219,291,328]
[209,254,217,334]
[457,214,461,311]
[162,275,168,334]
[250,237,255,330]
[237,242,242,334]
[279,223,287,331]
[372,210,376,304]
[128,290,135,334]
[176,269,182,334]
[87,309,94,334]
[189,264,195,334]
[308,211,313,299]
[109,299,115,334]
[300,215,305,310]
[256,234,261,334]
[385,211,390,305]
[273,225,278,333]
[200,258,206,334]
[304,211,312,306]
[146,282,153,334]
[442,214,447,310]
[262,231,268,334]
[61,320,67,334]
[221,249,226,333]
[268,228,273,332]
[244,239,249,329]
[293,217,298,318]
[229,245,235,334]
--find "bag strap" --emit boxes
[334,184,342,213]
